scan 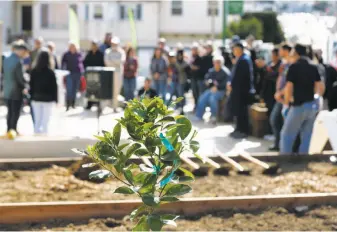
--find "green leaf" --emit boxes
[126,143,142,158]
[139,174,157,194]
[93,135,106,142]
[125,163,139,170]
[118,143,129,151]
[145,137,161,147]
[147,214,163,231]
[160,196,179,203]
[89,170,111,179]
[194,153,203,161]
[112,123,122,145]
[124,170,133,185]
[130,205,148,221]
[134,149,149,157]
[142,194,160,207]
[178,167,194,178]
[174,97,184,104]
[190,140,200,153]
[142,122,154,130]
[179,176,194,182]
[81,163,96,168]
[161,150,179,161]
[114,186,135,194]
[175,116,192,140]
[164,184,192,196]
[134,173,151,184]
[132,215,150,232]
[157,116,175,123]
[190,130,198,141]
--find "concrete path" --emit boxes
[0,104,272,159]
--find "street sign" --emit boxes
[227,0,244,15]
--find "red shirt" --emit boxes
[124,57,138,78]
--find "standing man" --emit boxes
[83,40,105,110]
[3,41,28,136]
[280,44,325,154]
[158,37,170,56]
[228,42,255,139]
[269,44,292,151]
[257,48,282,119]
[199,41,214,94]
[104,36,125,111]
[190,43,203,107]
[47,41,59,70]
[30,37,44,68]
[99,33,112,53]
[61,42,84,111]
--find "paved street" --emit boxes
[0,104,272,159]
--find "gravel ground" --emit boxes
[2,205,337,231]
[1,162,337,203]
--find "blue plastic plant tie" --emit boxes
[159,133,174,152]
[152,165,161,175]
[160,172,174,187]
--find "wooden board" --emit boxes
[1,193,337,224]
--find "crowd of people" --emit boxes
[2,33,337,155]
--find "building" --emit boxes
[0,0,239,53]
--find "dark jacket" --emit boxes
[29,67,58,103]
[3,53,26,100]
[53,54,59,70]
[229,54,255,114]
[205,67,231,91]
[200,53,213,81]
[83,50,105,69]
[190,55,203,80]
[61,51,84,74]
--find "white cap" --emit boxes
[159,37,166,43]
[111,36,120,45]
[176,42,184,50]
[213,55,224,64]
[168,51,176,57]
[191,42,199,48]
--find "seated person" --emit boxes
[138,78,158,99]
[195,56,231,124]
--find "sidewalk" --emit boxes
[0,105,272,159]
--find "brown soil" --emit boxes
[2,205,337,231]
[1,162,337,203]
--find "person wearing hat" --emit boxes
[3,41,29,136]
[104,36,126,111]
[83,40,105,110]
[280,44,325,154]
[158,37,170,56]
[199,42,214,94]
[195,55,231,124]
[227,42,255,139]
[61,41,84,111]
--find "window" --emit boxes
[171,0,182,15]
[94,4,103,19]
[40,3,68,29]
[208,0,219,16]
[85,4,89,21]
[119,4,142,20]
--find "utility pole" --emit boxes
[222,0,229,44]
[211,3,216,41]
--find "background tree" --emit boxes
[228,17,264,40]
[242,12,285,44]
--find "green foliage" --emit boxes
[75,97,200,231]
[242,12,285,44]
[228,17,263,40]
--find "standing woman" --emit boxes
[123,47,138,101]
[150,48,167,99]
[29,49,58,134]
[61,42,84,111]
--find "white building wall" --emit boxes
[159,0,223,35]
[114,1,160,47]
[0,0,15,49]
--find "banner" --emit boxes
[127,8,137,49]
[69,7,80,48]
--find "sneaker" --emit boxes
[229,130,240,138]
[268,146,279,152]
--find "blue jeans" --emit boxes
[196,89,225,118]
[66,73,81,101]
[280,101,318,154]
[123,78,136,101]
[31,101,53,134]
[167,82,185,107]
[153,79,167,100]
[270,102,283,148]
